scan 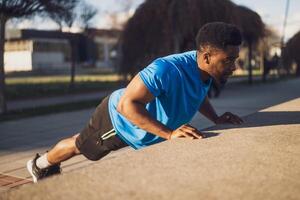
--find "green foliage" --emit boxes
[118,0,265,76]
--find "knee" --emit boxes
[72,134,81,154]
[72,133,80,139]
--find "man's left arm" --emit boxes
[198,96,244,125]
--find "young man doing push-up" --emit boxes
[27,22,244,182]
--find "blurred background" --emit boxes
[0,0,299,120]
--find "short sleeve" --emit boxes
[138,60,173,97]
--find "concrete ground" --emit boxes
[6,90,112,111]
[0,77,299,197]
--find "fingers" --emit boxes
[180,124,203,139]
[187,124,205,137]
[182,132,198,139]
[174,129,194,139]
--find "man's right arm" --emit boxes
[117,74,203,140]
[117,74,173,140]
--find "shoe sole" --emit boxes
[26,160,38,183]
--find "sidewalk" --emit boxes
[0,77,299,193]
[1,87,299,199]
[7,90,113,111]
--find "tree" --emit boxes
[79,1,98,30]
[48,12,65,31]
[48,2,77,31]
[106,0,135,30]
[0,0,78,114]
[169,0,236,52]
[233,5,265,84]
[63,12,78,90]
[49,1,97,89]
[117,0,174,78]
[117,0,265,81]
[282,31,300,76]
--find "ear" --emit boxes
[203,52,211,65]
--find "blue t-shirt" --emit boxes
[108,50,212,150]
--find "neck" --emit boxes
[196,51,211,83]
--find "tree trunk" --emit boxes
[296,60,300,77]
[69,39,76,90]
[248,40,253,84]
[0,16,7,114]
[262,54,267,82]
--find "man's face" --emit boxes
[208,45,240,85]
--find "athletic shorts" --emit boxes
[75,94,129,161]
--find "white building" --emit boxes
[4,29,121,72]
[4,38,71,72]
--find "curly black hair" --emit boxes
[196,22,242,51]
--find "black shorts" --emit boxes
[75,94,129,161]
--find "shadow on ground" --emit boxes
[205,111,300,132]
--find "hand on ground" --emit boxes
[168,124,204,140]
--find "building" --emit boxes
[4,28,121,72]
[85,28,120,68]
[5,38,71,72]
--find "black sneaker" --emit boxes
[27,153,61,183]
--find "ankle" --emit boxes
[36,153,52,169]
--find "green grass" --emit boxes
[231,69,262,77]
[5,74,127,100]
[6,74,122,84]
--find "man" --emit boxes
[27,22,244,183]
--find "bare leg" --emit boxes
[47,133,81,165]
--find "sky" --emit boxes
[7,0,300,41]
[232,0,300,41]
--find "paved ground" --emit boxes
[1,88,299,199]
[6,90,113,111]
[0,77,299,194]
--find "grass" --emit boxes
[2,73,126,121]
[5,74,126,100]
[231,68,262,77]
[6,74,122,84]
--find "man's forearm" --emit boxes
[199,96,219,124]
[117,100,172,140]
